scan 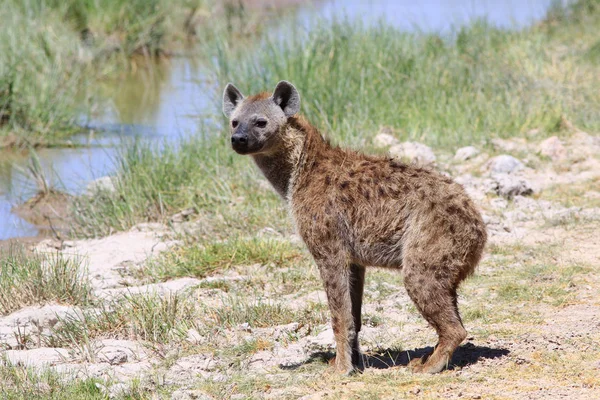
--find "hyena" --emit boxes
[222,81,487,374]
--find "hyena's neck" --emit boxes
[252,116,326,201]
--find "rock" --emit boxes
[171,389,214,400]
[4,348,70,368]
[165,354,219,385]
[489,198,508,209]
[373,132,399,148]
[303,328,335,353]
[538,136,566,162]
[489,174,534,199]
[96,339,146,365]
[186,329,205,345]
[485,155,525,174]
[454,146,479,162]
[85,177,116,196]
[389,142,436,166]
[170,208,197,223]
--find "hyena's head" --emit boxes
[222,81,300,155]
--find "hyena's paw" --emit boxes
[408,355,447,374]
[327,356,357,375]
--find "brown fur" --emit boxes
[223,82,487,374]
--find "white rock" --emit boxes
[303,327,335,354]
[454,146,480,162]
[373,133,399,148]
[4,348,69,368]
[96,339,146,365]
[389,142,436,166]
[538,136,566,162]
[490,173,534,199]
[485,155,525,174]
[85,176,116,196]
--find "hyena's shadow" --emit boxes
[280,342,510,371]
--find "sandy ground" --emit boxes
[1,131,599,399]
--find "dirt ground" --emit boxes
[1,131,599,399]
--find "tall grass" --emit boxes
[0,246,90,315]
[0,2,88,147]
[71,135,290,237]
[71,1,600,236]
[209,10,600,148]
[0,0,243,147]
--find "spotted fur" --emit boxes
[222,81,487,374]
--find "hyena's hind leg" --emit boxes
[349,263,366,368]
[403,262,467,374]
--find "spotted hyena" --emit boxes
[222,81,487,374]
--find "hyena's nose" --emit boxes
[231,133,248,152]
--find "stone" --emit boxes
[538,136,566,162]
[170,208,197,223]
[85,176,116,196]
[454,146,479,162]
[373,132,399,148]
[490,174,534,199]
[389,142,436,166]
[303,328,335,353]
[485,155,525,174]
[186,329,205,345]
[96,339,145,365]
[4,348,70,368]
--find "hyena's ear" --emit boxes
[222,83,244,118]
[271,80,300,117]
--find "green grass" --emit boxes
[71,136,291,237]
[48,293,195,349]
[148,237,304,280]
[0,246,90,315]
[70,0,600,237]
[0,0,269,148]
[209,7,600,149]
[0,362,104,400]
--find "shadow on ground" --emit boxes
[280,342,510,371]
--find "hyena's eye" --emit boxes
[231,120,239,128]
[255,119,267,128]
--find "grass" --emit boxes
[70,0,600,236]
[209,1,600,149]
[71,136,291,237]
[0,0,279,148]
[0,362,104,400]
[48,293,195,350]
[0,246,90,315]
[147,237,304,280]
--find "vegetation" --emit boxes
[0,246,89,315]
[71,0,600,236]
[0,0,269,148]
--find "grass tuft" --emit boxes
[0,246,90,315]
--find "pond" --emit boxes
[0,0,558,240]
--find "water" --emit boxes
[0,0,560,240]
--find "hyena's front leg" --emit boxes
[317,257,355,375]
